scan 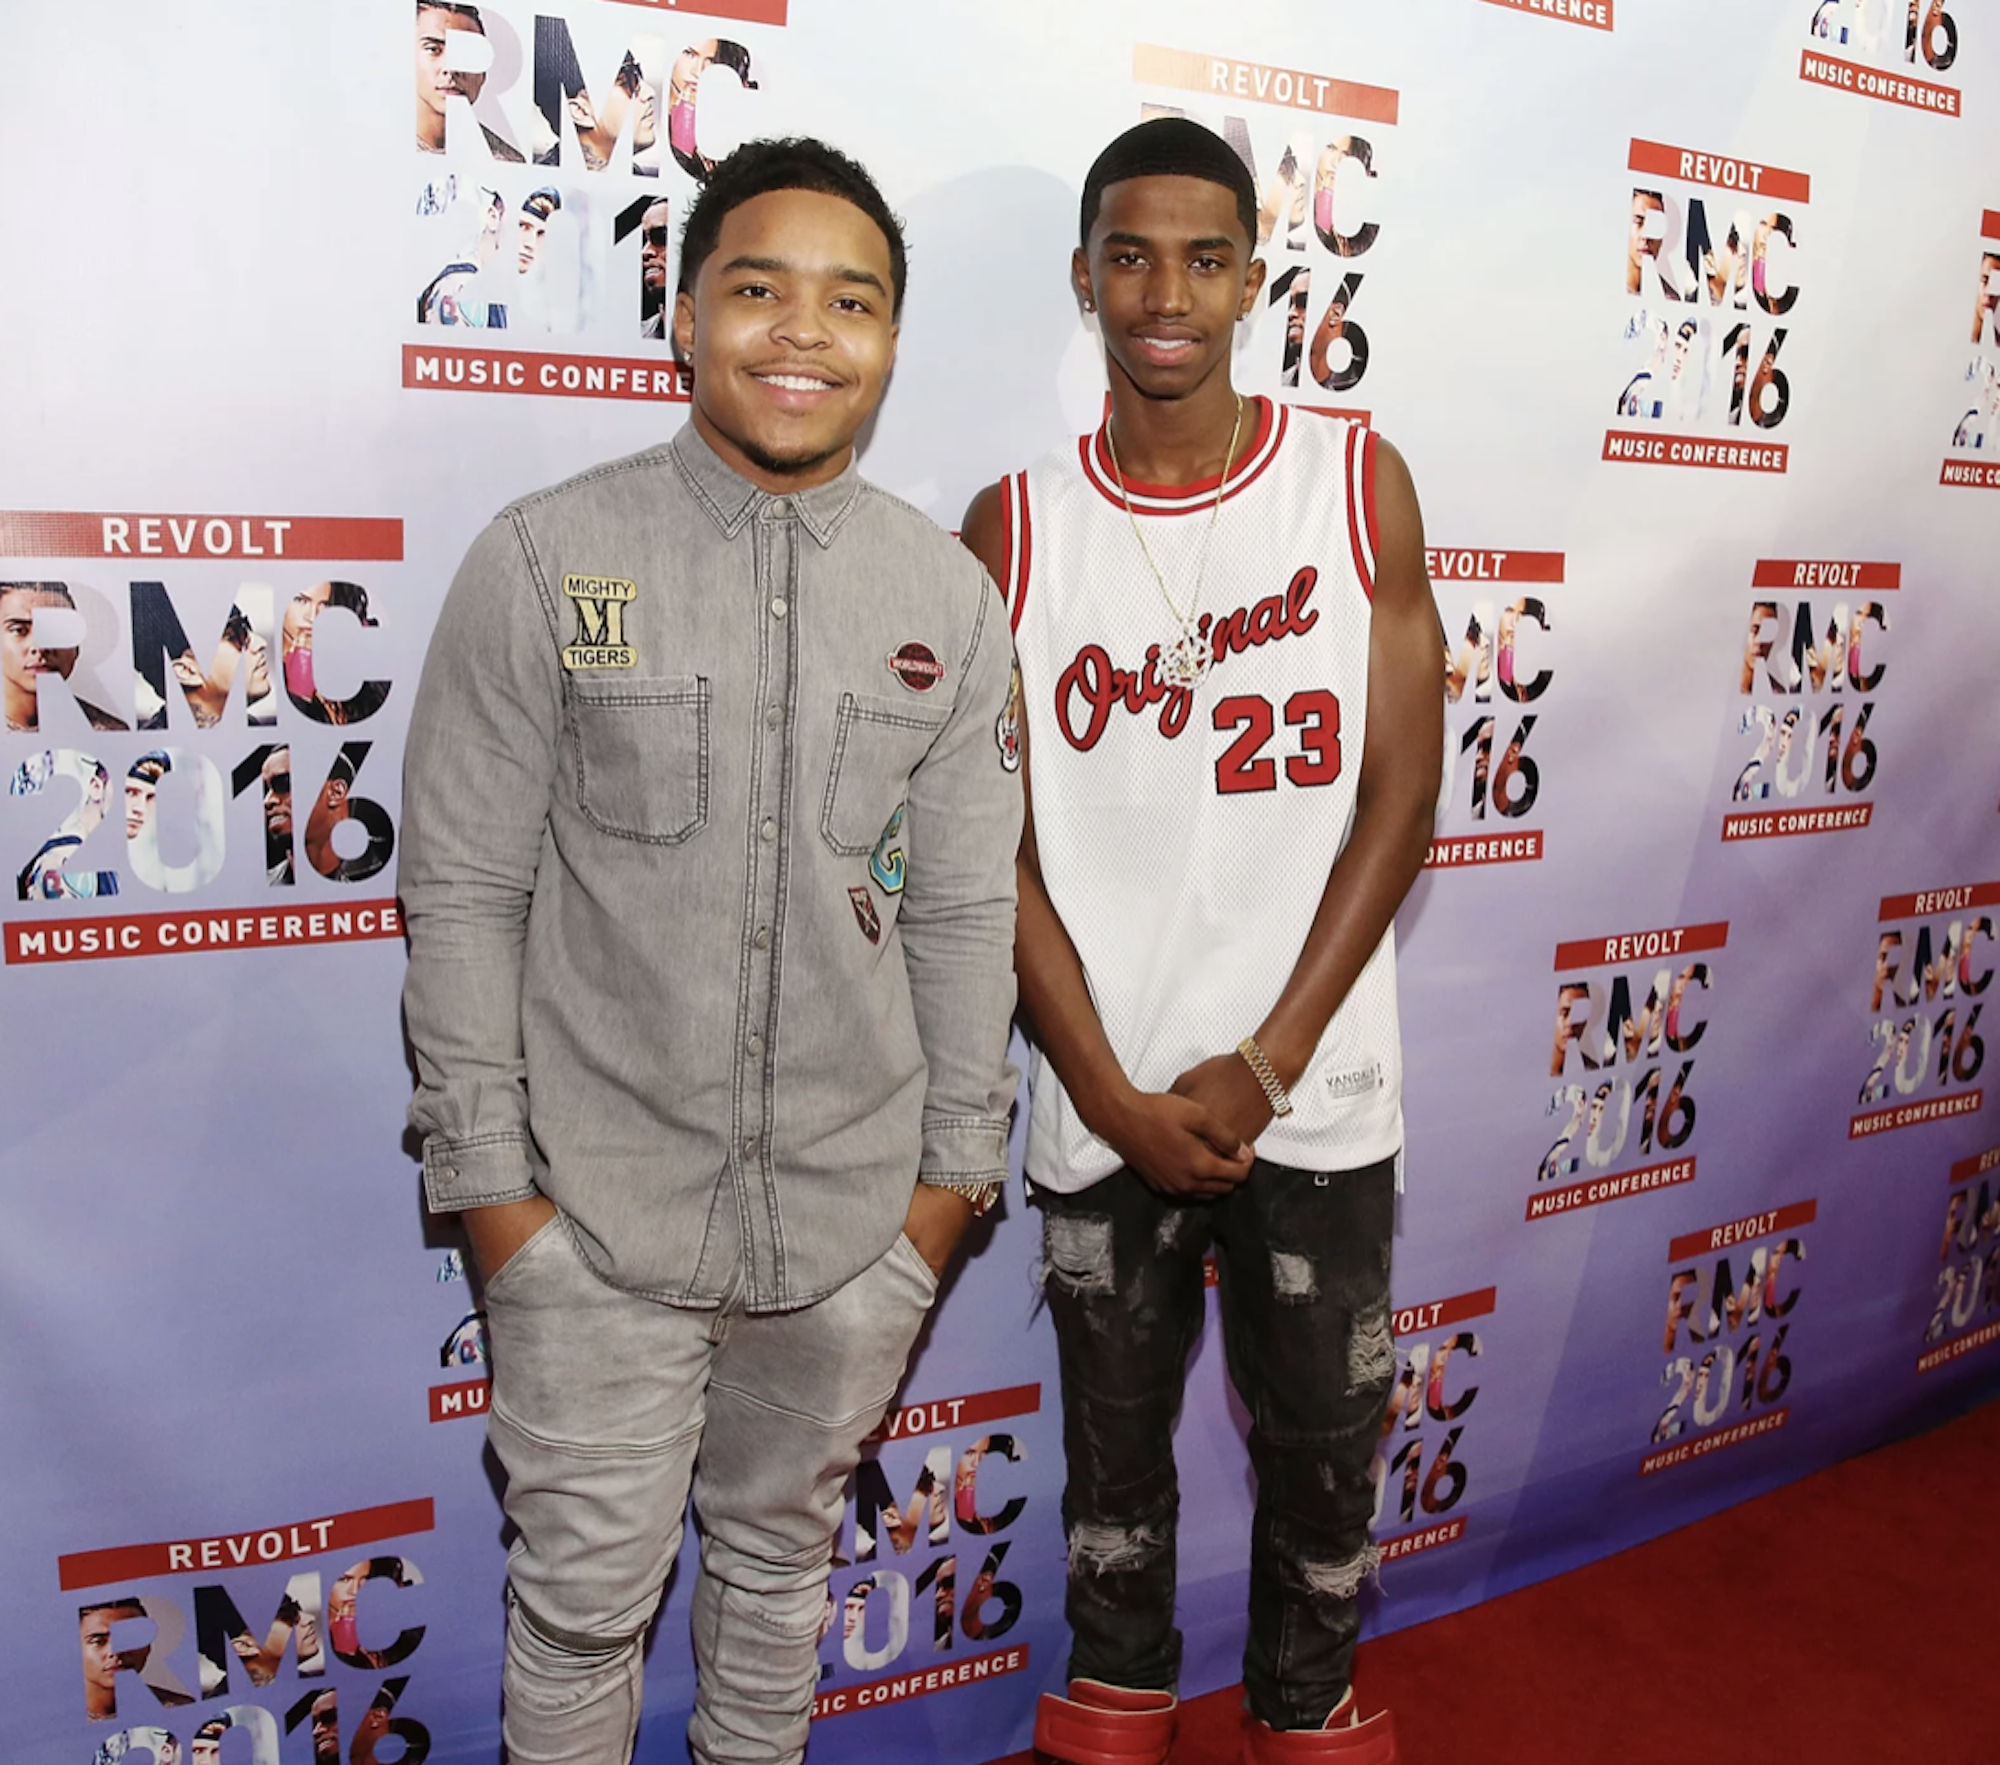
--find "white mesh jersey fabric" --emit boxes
[1000,400,1405,1194]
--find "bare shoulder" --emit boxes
[958,481,1009,583]
[1365,432,1431,613]
[1370,432,1420,502]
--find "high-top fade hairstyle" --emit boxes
[678,137,909,317]
[1079,117,1259,250]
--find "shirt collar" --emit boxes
[669,421,864,549]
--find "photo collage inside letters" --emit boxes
[413,3,761,341]
[5,579,393,899]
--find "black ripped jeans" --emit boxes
[1035,1156,1396,1731]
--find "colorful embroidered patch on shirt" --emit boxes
[869,804,907,895]
[887,640,944,692]
[848,885,881,944]
[996,656,1022,773]
[561,574,637,670]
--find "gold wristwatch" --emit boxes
[1236,1035,1296,1118]
[923,1176,1006,1216]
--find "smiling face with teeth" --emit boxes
[1074,174,1264,417]
[674,187,900,494]
[1071,174,1266,487]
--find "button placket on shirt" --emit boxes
[735,495,796,1298]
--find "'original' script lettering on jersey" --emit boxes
[1055,567,1322,750]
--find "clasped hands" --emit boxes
[1097,1049,1274,1199]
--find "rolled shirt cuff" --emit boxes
[422,1131,541,1213]
[918,1114,1011,1190]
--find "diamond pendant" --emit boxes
[1158,628,1213,690]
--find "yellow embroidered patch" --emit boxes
[561,574,637,670]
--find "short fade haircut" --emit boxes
[678,137,908,317]
[1080,117,1258,249]
[416,0,485,29]
[2,580,76,606]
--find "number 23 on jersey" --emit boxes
[1212,688,1341,795]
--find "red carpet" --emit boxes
[989,1397,2000,1764]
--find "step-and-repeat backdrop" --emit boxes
[5,2,1999,1760]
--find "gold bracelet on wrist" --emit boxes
[1236,1036,1295,1118]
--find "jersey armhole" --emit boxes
[1345,426,1379,601]
[1001,470,1032,632]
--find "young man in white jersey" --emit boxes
[961,118,1441,1765]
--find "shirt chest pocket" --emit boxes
[821,692,948,856]
[569,676,709,844]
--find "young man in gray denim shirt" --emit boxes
[399,137,1021,1765]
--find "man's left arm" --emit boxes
[898,567,1025,1271]
[1172,436,1443,1139]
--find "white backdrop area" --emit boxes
[3,3,1998,1761]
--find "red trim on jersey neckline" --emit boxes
[1000,469,1032,632]
[1080,395,1286,515]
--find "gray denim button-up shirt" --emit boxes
[400,424,1021,1308]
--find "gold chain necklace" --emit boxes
[1103,391,1245,690]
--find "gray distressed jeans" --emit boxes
[481,1211,938,1763]
[1036,1156,1396,1730]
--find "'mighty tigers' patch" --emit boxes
[562,574,637,670]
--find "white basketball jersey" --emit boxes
[998,398,1404,1193]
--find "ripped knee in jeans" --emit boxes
[1043,1213,1116,1297]
[1068,1516,1168,1577]
[1269,1249,1318,1304]
[1298,1541,1381,1605]
[1345,1304,1395,1395]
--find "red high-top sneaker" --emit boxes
[1240,1689,1398,1763]
[1033,1678,1180,1765]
